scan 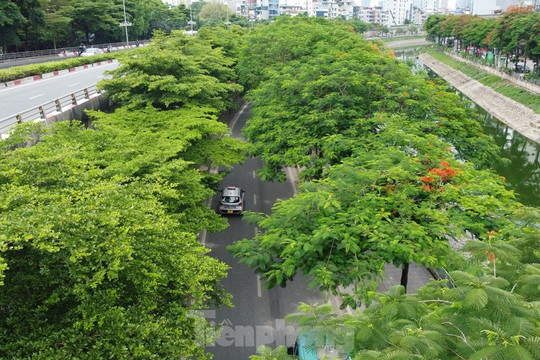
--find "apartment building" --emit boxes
[383,0,413,25]
[354,6,389,23]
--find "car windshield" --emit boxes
[222,196,240,204]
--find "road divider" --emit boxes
[1,59,117,88]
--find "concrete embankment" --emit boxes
[418,53,540,143]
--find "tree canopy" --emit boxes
[0,26,247,359]
[424,9,540,69]
[229,16,521,308]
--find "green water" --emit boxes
[479,110,539,207]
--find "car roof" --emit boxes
[222,186,241,196]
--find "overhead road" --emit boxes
[0,60,119,137]
[0,60,119,122]
[0,84,103,136]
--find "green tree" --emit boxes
[230,17,515,308]
[0,26,248,359]
[100,30,242,112]
[14,0,45,50]
[39,0,72,50]
[0,119,233,358]
[0,0,25,52]
[424,14,446,44]
[280,255,539,359]
[198,0,232,22]
[238,18,499,182]
[66,0,118,44]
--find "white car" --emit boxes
[218,186,245,215]
[80,48,104,57]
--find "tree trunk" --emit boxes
[400,262,409,291]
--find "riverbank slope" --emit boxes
[418,53,540,143]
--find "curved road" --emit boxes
[205,104,330,359]
[206,104,432,359]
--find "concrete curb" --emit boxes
[1,59,118,88]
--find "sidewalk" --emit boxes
[445,51,540,96]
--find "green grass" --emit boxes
[424,48,540,114]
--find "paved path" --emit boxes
[419,53,540,143]
[385,38,431,49]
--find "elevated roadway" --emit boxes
[0,62,119,121]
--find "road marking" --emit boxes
[256,275,262,297]
[286,167,298,195]
[67,82,80,87]
[252,170,256,179]
[253,194,257,205]
[28,93,44,100]
[230,102,249,132]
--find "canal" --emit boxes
[397,49,540,207]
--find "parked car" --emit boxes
[80,48,104,57]
[218,186,245,215]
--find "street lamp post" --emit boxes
[187,3,196,33]
[120,0,132,46]
[225,0,231,29]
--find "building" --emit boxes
[470,0,525,14]
[383,0,413,25]
[354,6,389,23]
[411,5,427,24]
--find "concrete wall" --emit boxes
[2,94,109,146]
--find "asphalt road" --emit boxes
[0,54,68,70]
[0,61,119,120]
[204,104,433,359]
[205,104,329,360]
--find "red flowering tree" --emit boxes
[229,128,517,307]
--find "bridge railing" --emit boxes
[0,85,102,135]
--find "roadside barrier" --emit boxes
[0,85,102,136]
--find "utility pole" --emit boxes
[120,0,132,46]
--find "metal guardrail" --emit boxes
[0,40,149,61]
[0,85,102,135]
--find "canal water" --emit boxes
[396,49,540,207]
